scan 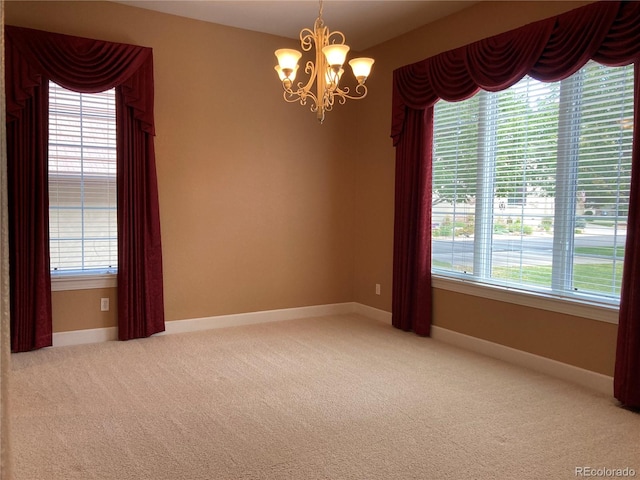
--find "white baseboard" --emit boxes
[352,303,392,324]
[430,325,613,396]
[348,306,612,396]
[53,326,118,347]
[50,301,612,396]
[162,302,355,335]
[52,302,357,346]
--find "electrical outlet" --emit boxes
[100,298,110,312]
[375,284,381,295]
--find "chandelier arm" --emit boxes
[331,85,369,102]
[326,30,346,46]
[282,85,320,109]
[293,60,318,95]
[300,27,315,51]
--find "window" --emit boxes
[48,81,117,277]
[432,61,634,307]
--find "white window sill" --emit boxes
[431,275,619,324]
[51,274,117,291]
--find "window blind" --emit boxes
[48,81,117,274]
[432,61,634,305]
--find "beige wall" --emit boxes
[6,1,619,376]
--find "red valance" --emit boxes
[391,0,640,145]
[5,25,155,135]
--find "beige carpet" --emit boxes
[9,314,640,479]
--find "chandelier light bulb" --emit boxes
[275,64,299,82]
[325,67,344,89]
[322,44,350,68]
[348,57,375,84]
[275,49,302,74]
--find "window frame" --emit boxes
[51,274,117,292]
[431,61,633,324]
[48,81,118,286]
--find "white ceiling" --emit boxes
[116,1,477,51]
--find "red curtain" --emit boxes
[615,62,640,407]
[392,108,433,335]
[390,1,640,406]
[5,26,165,350]
[116,86,165,340]
[6,80,51,352]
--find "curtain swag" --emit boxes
[391,1,640,144]
[5,26,155,133]
[390,0,640,408]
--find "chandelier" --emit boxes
[274,0,374,124]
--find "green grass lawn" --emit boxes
[493,263,623,294]
[574,246,624,258]
[433,262,623,295]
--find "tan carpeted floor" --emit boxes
[9,314,640,479]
